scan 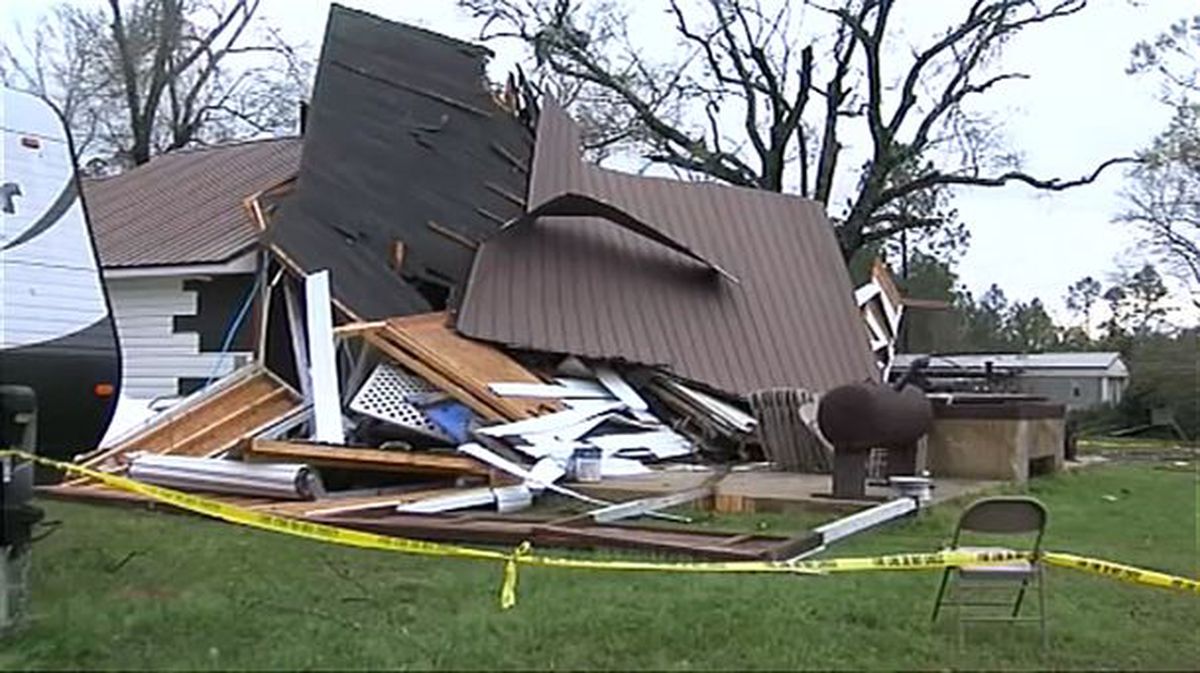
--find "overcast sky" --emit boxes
[4,0,1195,328]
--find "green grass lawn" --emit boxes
[2,463,1197,670]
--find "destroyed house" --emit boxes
[43,6,1018,559]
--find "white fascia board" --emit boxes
[563,398,626,412]
[488,382,614,399]
[475,402,625,438]
[395,488,496,513]
[552,377,610,395]
[814,497,917,544]
[586,429,689,451]
[589,485,706,522]
[305,271,344,444]
[103,251,258,279]
[594,366,650,412]
[854,281,882,307]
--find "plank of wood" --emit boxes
[245,439,492,477]
[383,312,559,419]
[333,321,387,337]
[362,330,507,422]
[249,489,460,517]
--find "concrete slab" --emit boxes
[1063,455,1111,471]
[571,469,1004,515]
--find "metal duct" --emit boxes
[127,454,323,500]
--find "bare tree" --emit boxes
[1,0,311,168]
[1,6,110,157]
[462,0,1134,260]
[1122,15,1199,299]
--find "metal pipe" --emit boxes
[127,453,323,500]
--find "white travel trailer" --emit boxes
[1,87,120,461]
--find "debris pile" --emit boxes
[43,5,957,559]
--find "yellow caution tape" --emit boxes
[1044,552,1200,595]
[7,450,1197,607]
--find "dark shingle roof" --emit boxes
[266,5,532,320]
[456,101,878,395]
[83,137,301,267]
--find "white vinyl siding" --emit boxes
[107,276,250,400]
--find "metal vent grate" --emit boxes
[349,362,448,439]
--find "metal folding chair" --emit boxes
[931,496,1049,648]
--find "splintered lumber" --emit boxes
[245,439,493,479]
[381,312,559,420]
[64,365,303,489]
[307,511,821,561]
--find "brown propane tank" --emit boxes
[817,382,933,498]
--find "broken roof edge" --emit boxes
[504,190,739,284]
[328,3,496,61]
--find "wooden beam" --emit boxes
[332,321,387,337]
[245,439,492,478]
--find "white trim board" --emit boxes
[488,382,613,399]
[103,251,258,279]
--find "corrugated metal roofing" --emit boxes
[83,137,300,267]
[456,100,878,396]
[266,5,532,320]
[894,352,1127,374]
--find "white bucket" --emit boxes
[571,447,603,483]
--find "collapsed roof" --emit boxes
[456,101,878,395]
[268,4,532,320]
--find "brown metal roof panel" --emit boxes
[456,101,876,395]
[84,137,300,267]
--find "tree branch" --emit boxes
[880,156,1139,204]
